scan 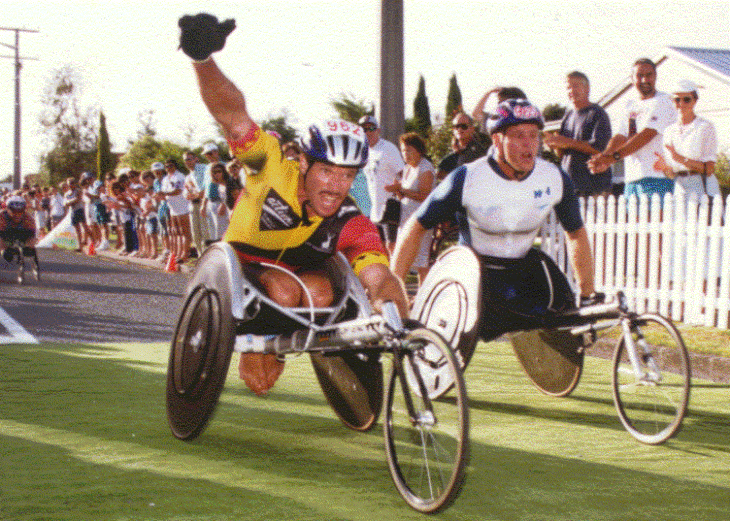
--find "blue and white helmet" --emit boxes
[6,195,26,211]
[300,119,369,168]
[487,98,544,135]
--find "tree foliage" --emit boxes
[542,103,566,122]
[330,94,374,124]
[445,74,463,120]
[411,75,432,138]
[38,65,98,186]
[261,109,298,144]
[96,111,116,179]
[119,135,188,173]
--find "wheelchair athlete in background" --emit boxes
[180,13,409,399]
[392,99,598,389]
[0,195,37,262]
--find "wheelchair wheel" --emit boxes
[31,251,40,281]
[16,254,24,284]
[612,314,690,445]
[384,328,469,514]
[166,283,236,440]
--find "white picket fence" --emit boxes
[539,192,730,329]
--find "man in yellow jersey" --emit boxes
[179,13,408,401]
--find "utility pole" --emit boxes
[379,0,404,144]
[1,27,38,189]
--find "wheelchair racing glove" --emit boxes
[178,13,236,62]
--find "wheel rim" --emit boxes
[384,329,468,513]
[612,314,690,444]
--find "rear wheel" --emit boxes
[384,328,469,513]
[612,314,690,444]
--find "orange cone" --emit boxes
[86,242,96,256]
[165,253,178,272]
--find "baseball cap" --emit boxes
[358,115,378,128]
[671,79,699,94]
[151,162,165,171]
[202,143,219,154]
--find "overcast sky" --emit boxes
[1,0,729,179]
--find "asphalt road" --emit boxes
[0,248,188,344]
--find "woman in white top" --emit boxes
[387,132,435,285]
[653,79,721,198]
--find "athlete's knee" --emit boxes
[299,272,334,308]
[260,270,302,308]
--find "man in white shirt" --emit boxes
[358,115,404,253]
[588,58,677,198]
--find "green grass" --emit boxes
[1,340,729,521]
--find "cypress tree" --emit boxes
[412,75,431,138]
[96,111,115,179]
[445,74,463,119]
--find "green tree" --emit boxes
[38,65,98,186]
[119,135,187,173]
[445,74,463,120]
[412,75,431,138]
[261,109,298,144]
[330,93,373,123]
[96,111,115,179]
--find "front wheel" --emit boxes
[612,314,690,445]
[384,328,469,513]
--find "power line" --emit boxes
[0,27,39,189]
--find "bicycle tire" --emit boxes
[384,328,469,513]
[612,313,690,445]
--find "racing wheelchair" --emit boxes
[1,239,40,284]
[166,242,469,514]
[412,245,690,446]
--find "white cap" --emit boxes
[671,79,699,94]
[151,162,165,171]
[202,143,219,154]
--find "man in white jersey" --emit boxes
[588,58,676,198]
[392,99,596,341]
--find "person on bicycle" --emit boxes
[0,194,37,262]
[179,13,409,396]
[392,98,596,341]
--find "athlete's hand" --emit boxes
[178,13,236,61]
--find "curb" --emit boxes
[93,249,193,274]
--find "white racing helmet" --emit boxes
[299,119,369,168]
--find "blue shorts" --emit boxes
[71,208,85,226]
[624,178,674,199]
[95,202,111,225]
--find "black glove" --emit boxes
[178,13,236,61]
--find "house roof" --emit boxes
[666,47,730,84]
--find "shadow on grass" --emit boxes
[2,343,729,521]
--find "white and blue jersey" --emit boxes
[416,149,583,260]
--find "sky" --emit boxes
[1,0,729,181]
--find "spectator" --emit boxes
[202,142,222,178]
[162,158,192,263]
[472,86,527,133]
[63,176,89,252]
[139,170,160,258]
[588,58,677,199]
[358,114,405,254]
[225,158,244,211]
[31,188,49,236]
[653,79,721,199]
[80,172,102,250]
[92,180,112,250]
[106,180,135,255]
[543,71,612,197]
[152,162,171,260]
[281,141,301,161]
[201,162,230,242]
[436,111,488,180]
[183,150,209,257]
[49,183,66,229]
[389,132,435,286]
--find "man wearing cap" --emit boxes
[588,58,676,198]
[358,115,405,254]
[543,71,613,197]
[392,99,595,343]
[183,150,209,256]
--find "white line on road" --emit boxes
[0,307,39,344]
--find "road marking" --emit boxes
[0,307,38,344]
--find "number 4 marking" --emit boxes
[0,307,38,344]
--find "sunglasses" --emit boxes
[673,96,693,104]
[453,123,470,130]
[363,125,377,132]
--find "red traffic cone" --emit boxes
[86,242,96,256]
[165,253,178,272]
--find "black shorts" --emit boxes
[478,248,575,341]
[0,227,34,245]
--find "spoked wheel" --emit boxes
[384,328,469,514]
[612,313,690,445]
[166,283,236,440]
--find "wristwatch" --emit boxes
[612,151,622,161]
